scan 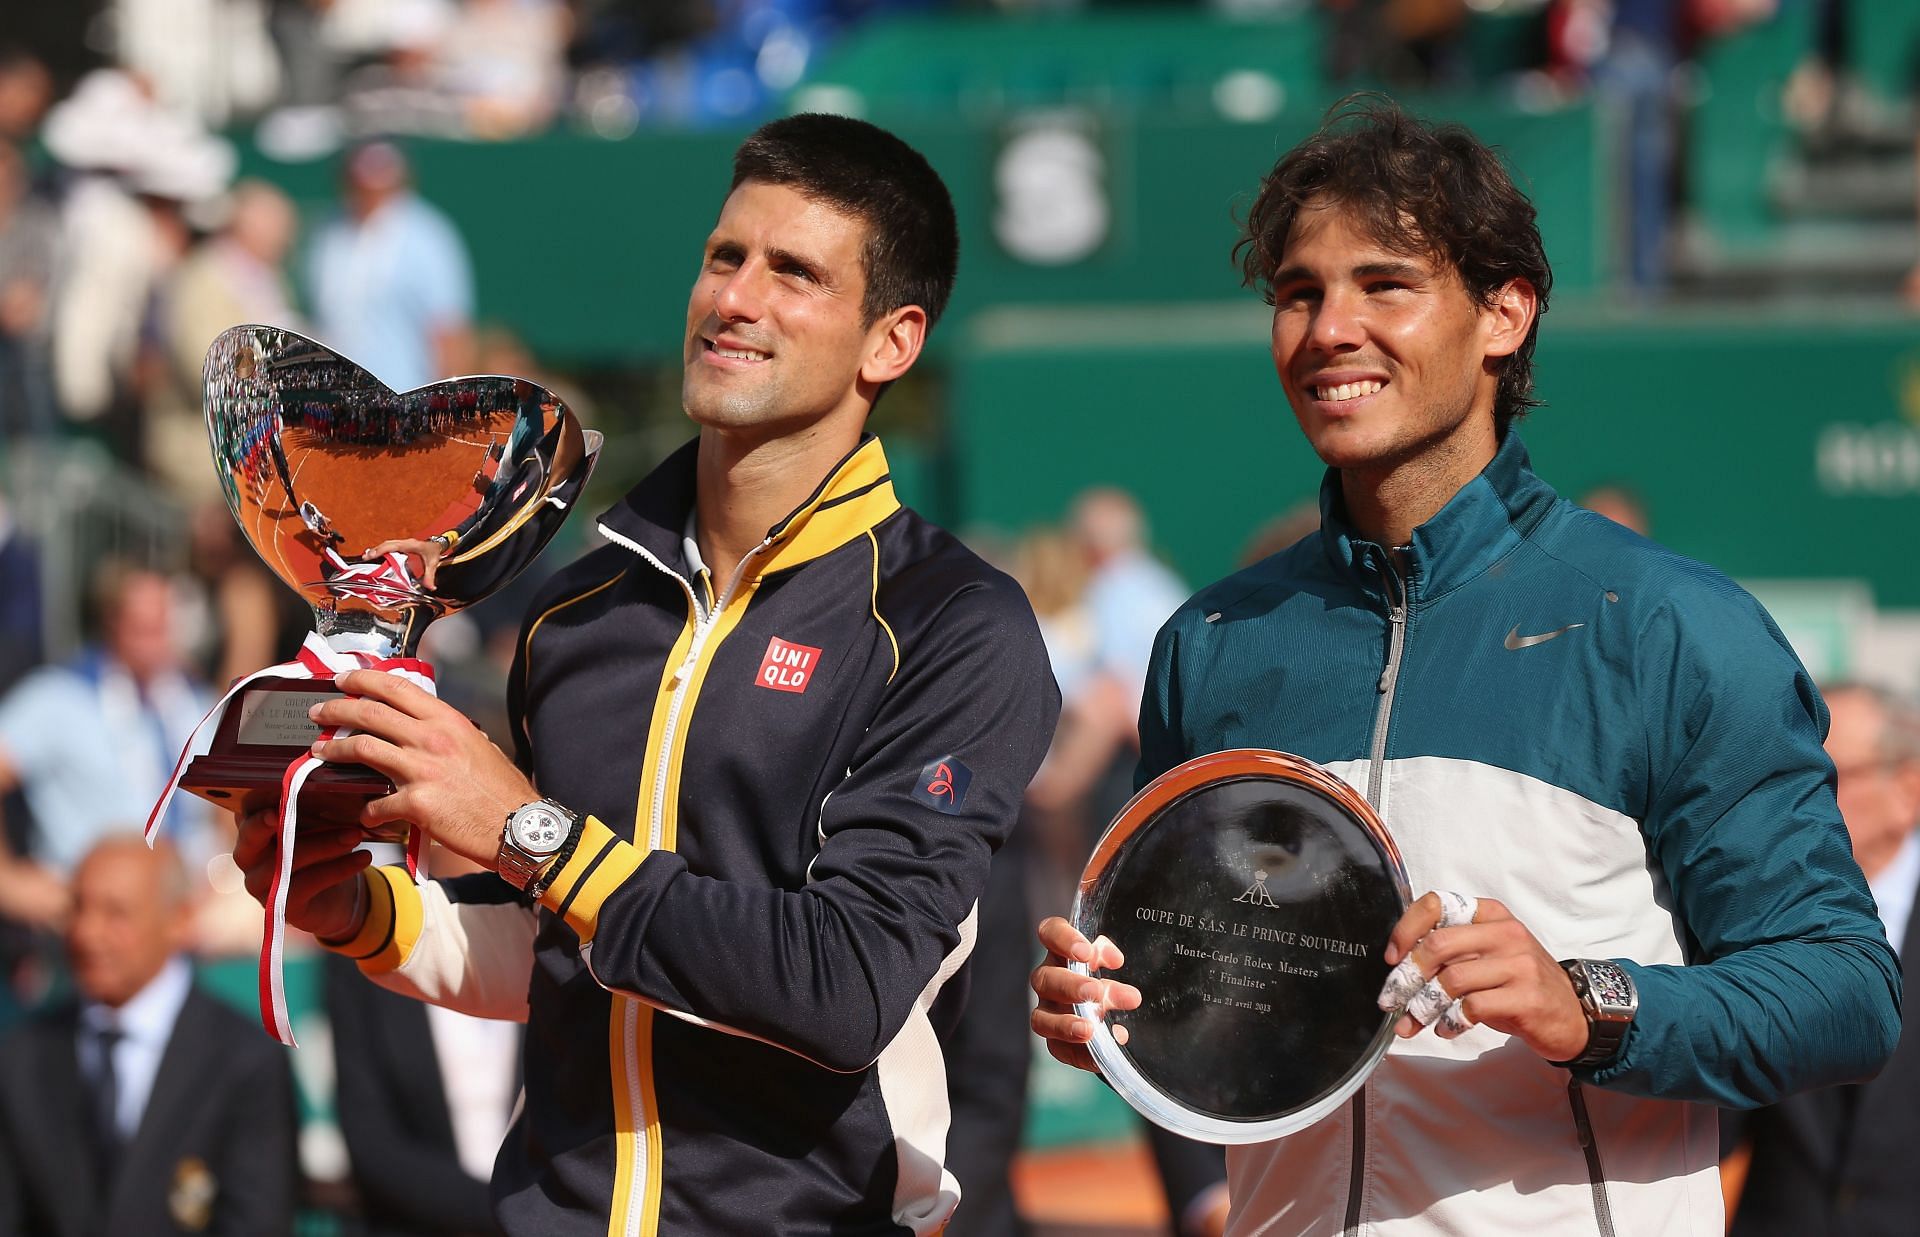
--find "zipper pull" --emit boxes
[1377,604,1405,692]
[668,624,708,687]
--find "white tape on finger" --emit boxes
[1377,956,1426,1011]
[1406,977,1452,1026]
[1435,890,1478,929]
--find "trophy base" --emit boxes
[180,759,408,841]
[176,675,409,841]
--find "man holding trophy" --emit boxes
[226,115,1058,1235]
[1031,101,1900,1234]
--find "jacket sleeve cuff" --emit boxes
[317,865,424,974]
[537,815,641,943]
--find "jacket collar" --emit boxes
[597,433,899,580]
[1317,429,1559,601]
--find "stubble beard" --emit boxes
[683,369,783,432]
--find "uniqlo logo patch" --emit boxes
[756,636,823,694]
[913,756,973,814]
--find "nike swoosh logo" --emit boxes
[1504,623,1585,651]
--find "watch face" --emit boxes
[513,806,567,853]
[1583,962,1634,1014]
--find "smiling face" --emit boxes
[683,181,914,443]
[1269,201,1531,484]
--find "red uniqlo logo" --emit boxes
[756,636,823,694]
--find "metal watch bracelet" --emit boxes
[523,813,587,902]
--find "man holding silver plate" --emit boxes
[1032,100,1900,1235]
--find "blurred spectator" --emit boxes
[325,847,516,1237]
[110,0,283,127]
[1017,526,1132,862]
[41,70,233,449]
[0,835,299,1236]
[153,179,301,502]
[1070,486,1187,707]
[0,48,54,146]
[308,140,475,391]
[1568,0,1687,293]
[1720,682,1920,1236]
[1578,482,1650,535]
[433,0,570,138]
[321,0,567,140]
[1015,526,1097,708]
[1546,0,1775,294]
[0,562,213,928]
[0,142,57,446]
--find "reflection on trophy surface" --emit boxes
[203,323,599,657]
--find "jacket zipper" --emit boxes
[1346,558,1409,1237]
[595,520,770,1237]
[1366,562,1408,811]
[1567,1079,1618,1237]
[594,522,770,849]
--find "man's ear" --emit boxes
[1482,278,1537,361]
[860,305,928,388]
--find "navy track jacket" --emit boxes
[328,436,1060,1236]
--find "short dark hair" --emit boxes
[731,113,959,333]
[1237,97,1553,433]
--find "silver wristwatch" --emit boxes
[1554,958,1638,1069]
[496,798,580,892]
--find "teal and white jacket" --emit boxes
[1141,431,1900,1236]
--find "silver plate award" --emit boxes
[1072,749,1411,1144]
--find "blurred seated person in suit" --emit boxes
[327,846,517,1237]
[0,835,298,1235]
[1721,682,1920,1236]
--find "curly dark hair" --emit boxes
[731,113,959,334]
[1236,97,1552,433]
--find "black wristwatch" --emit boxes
[1551,958,1638,1069]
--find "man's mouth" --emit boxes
[1312,379,1384,403]
[706,339,770,362]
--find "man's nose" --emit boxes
[712,264,766,323]
[1307,289,1366,352]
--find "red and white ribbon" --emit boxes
[147,630,435,1045]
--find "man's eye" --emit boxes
[780,264,814,281]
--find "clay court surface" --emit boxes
[238,411,515,593]
[1018,1140,1171,1235]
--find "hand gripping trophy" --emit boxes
[148,325,600,1043]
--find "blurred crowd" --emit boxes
[0,0,1911,1234]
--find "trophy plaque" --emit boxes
[174,324,601,826]
[1072,749,1410,1144]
